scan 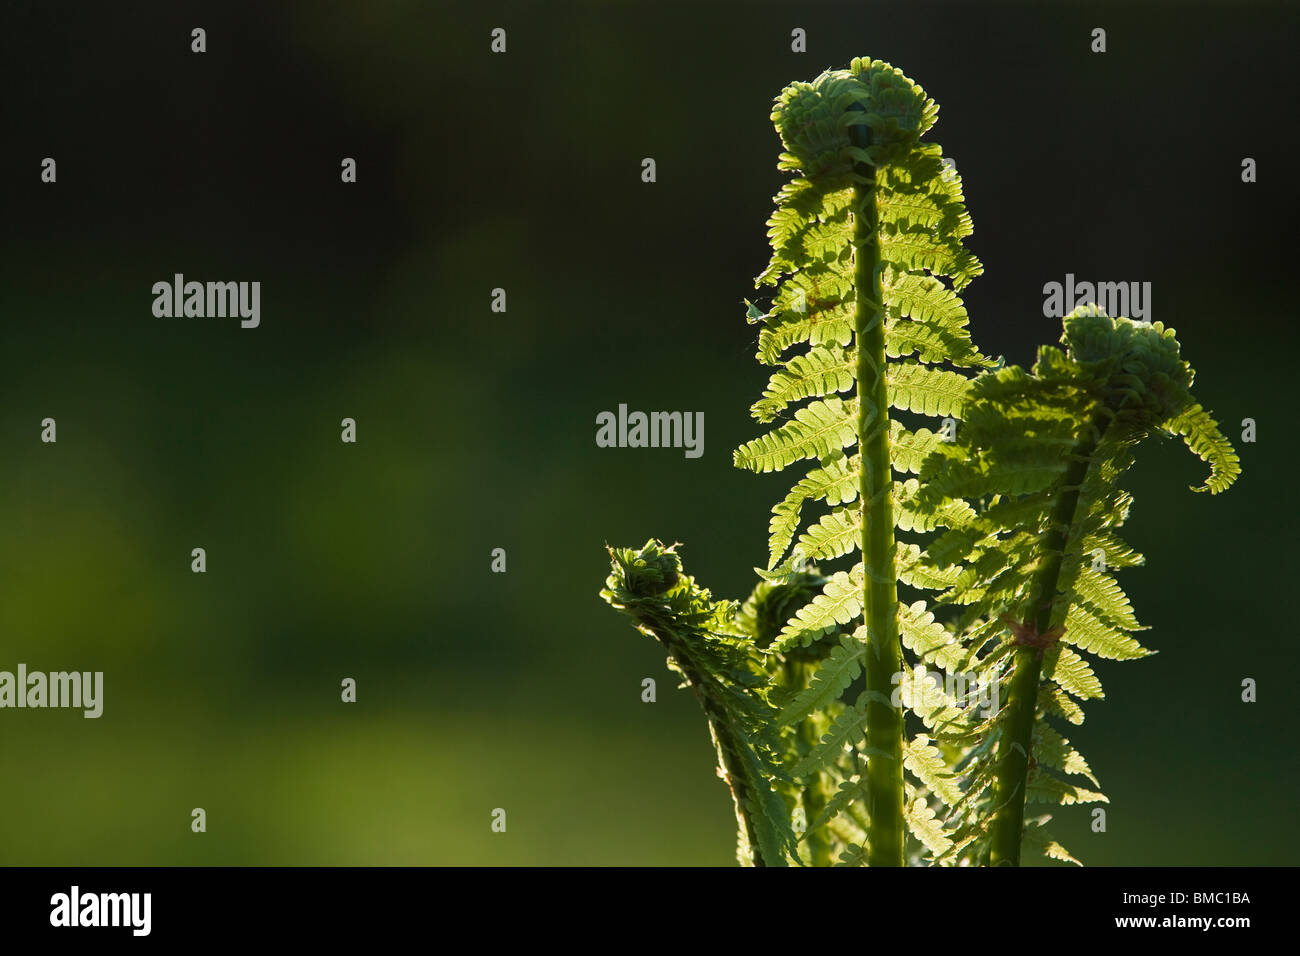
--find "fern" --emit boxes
[597,58,1240,868]
[733,56,989,866]
[909,306,1239,865]
[599,540,799,865]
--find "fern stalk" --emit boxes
[986,417,1105,865]
[850,116,906,867]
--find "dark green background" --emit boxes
[1,0,1294,864]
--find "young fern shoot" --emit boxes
[912,307,1241,865]
[600,541,799,866]
[734,57,987,866]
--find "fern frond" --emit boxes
[752,346,857,423]
[886,362,971,417]
[904,794,953,857]
[1022,816,1083,866]
[1063,604,1152,661]
[894,477,976,533]
[811,775,869,833]
[736,57,991,865]
[836,843,870,867]
[1045,645,1105,701]
[889,420,948,474]
[602,58,1239,868]
[734,568,833,651]
[777,629,866,725]
[1026,769,1109,807]
[910,307,1240,865]
[772,564,865,652]
[757,299,856,365]
[793,506,862,564]
[898,599,964,671]
[600,540,799,865]
[1081,530,1145,569]
[903,734,963,806]
[766,454,859,570]
[792,697,870,777]
[896,541,964,590]
[1032,723,1098,786]
[1165,403,1242,493]
[1069,566,1141,630]
[884,272,985,368]
[734,397,858,473]
[1040,683,1085,726]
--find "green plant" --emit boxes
[909,307,1240,865]
[599,58,1239,867]
[600,541,798,866]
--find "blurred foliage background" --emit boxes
[0,0,1295,864]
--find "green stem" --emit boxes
[664,634,780,866]
[787,659,837,867]
[849,113,905,867]
[987,418,1107,865]
[986,644,1045,866]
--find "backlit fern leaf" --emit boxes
[904,793,953,857]
[767,454,859,568]
[1022,815,1083,866]
[730,59,995,862]
[904,734,963,806]
[778,629,867,725]
[907,307,1240,864]
[752,346,857,423]
[735,397,858,473]
[792,696,870,778]
[738,56,989,562]
[1164,403,1242,494]
[886,362,971,417]
[772,565,865,652]
[600,540,799,866]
